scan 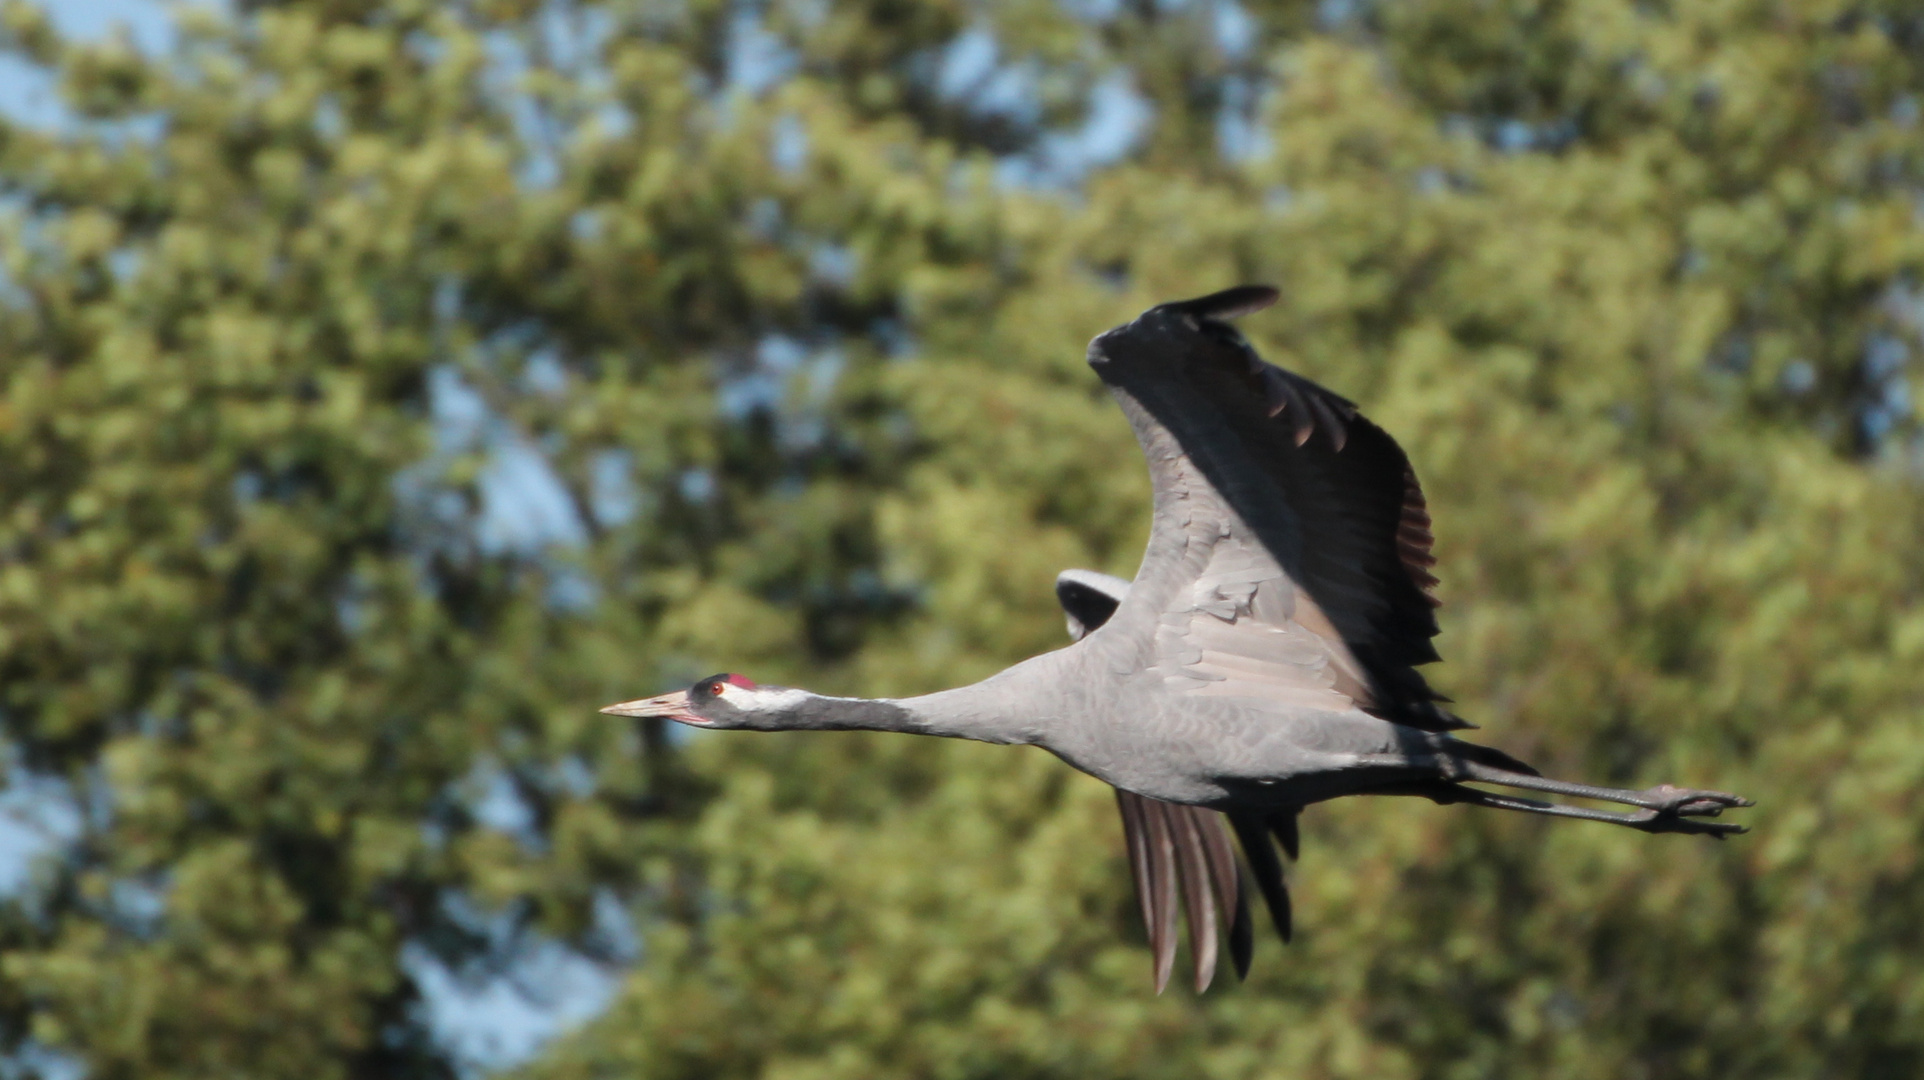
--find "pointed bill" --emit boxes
[600,690,699,722]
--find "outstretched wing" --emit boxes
[1057,568,1298,993]
[1086,286,1461,731]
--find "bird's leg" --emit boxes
[1448,760,1753,819]
[1353,755,1752,835]
[1412,783,1748,837]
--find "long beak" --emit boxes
[600,690,703,723]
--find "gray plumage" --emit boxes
[605,285,1753,993]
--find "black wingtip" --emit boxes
[1227,863,1254,981]
[1269,808,1301,862]
[1160,284,1280,323]
[1228,811,1295,948]
[1056,578,1123,641]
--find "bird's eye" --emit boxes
[710,682,725,696]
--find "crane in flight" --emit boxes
[604,286,1752,992]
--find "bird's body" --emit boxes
[897,648,1415,809]
[605,285,1752,992]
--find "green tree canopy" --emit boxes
[0,0,1919,1078]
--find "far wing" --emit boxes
[1055,568,1129,644]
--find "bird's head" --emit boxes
[600,673,808,730]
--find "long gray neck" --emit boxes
[771,652,1067,746]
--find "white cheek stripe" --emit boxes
[732,688,813,713]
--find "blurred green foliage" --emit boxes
[0,0,1920,1077]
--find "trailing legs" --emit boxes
[1363,754,1753,836]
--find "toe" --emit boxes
[1652,785,1753,812]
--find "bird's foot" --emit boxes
[1639,784,1753,813]
[1639,781,1746,808]
[1624,786,1754,837]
